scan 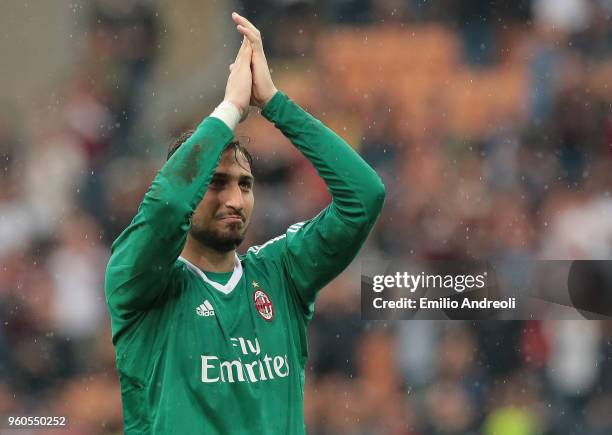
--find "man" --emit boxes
[105,12,385,434]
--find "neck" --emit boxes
[181,235,236,273]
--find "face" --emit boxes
[189,148,254,252]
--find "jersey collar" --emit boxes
[178,254,243,295]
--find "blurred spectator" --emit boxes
[539,194,612,259]
[545,320,601,432]
[88,0,160,146]
[100,157,155,242]
[47,213,108,345]
[24,132,87,235]
[0,112,44,260]
[532,0,592,34]
[422,381,478,434]
[482,370,548,435]
[483,407,540,435]
[396,321,438,388]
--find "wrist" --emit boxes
[211,100,243,130]
[225,98,247,116]
[261,88,279,109]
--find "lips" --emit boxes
[218,215,243,223]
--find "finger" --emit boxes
[232,12,259,34]
[236,25,263,53]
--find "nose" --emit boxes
[222,182,244,213]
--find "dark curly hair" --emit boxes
[167,129,253,171]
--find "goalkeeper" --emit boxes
[105,12,385,435]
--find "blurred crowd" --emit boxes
[0,0,611,434]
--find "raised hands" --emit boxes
[231,12,278,109]
[224,36,253,119]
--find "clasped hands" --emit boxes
[224,12,278,121]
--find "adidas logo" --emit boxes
[196,300,215,317]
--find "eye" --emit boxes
[240,180,253,191]
[209,178,225,189]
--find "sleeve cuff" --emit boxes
[210,101,242,131]
[261,91,286,121]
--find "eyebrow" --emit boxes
[211,172,254,183]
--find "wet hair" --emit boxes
[167,128,253,171]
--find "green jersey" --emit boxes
[105,92,385,434]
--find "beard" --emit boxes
[189,221,248,252]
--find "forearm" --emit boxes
[261,91,385,226]
[106,107,236,316]
[147,115,234,226]
[260,92,385,310]
[133,100,240,239]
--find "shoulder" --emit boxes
[241,233,287,265]
[241,220,312,260]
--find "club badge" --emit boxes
[252,281,274,321]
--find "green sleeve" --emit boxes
[261,91,385,315]
[104,116,233,338]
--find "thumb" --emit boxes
[233,37,248,63]
[236,39,252,66]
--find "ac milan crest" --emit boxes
[253,288,274,321]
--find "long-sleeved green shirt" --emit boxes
[105,92,385,434]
